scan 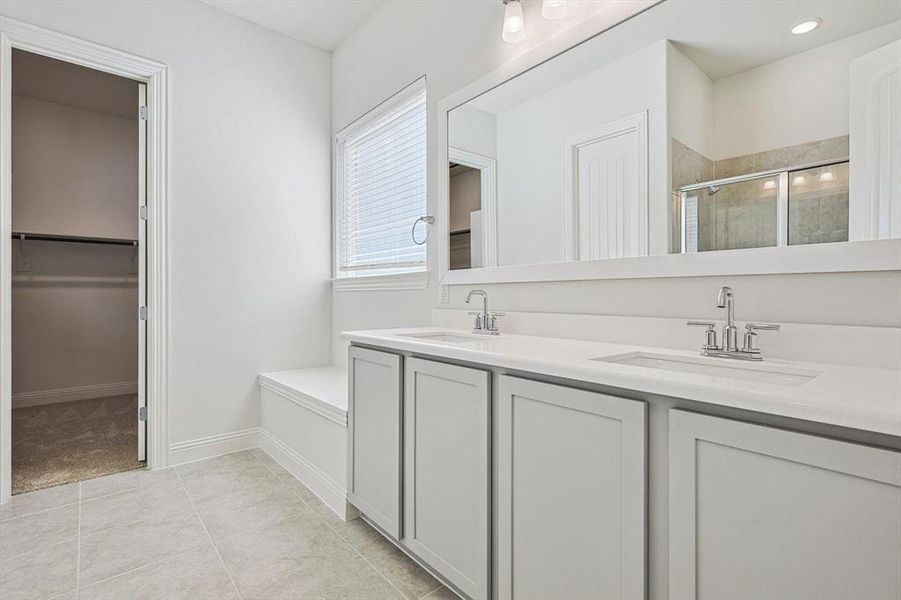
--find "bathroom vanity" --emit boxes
[343,328,901,600]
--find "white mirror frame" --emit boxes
[436,0,901,286]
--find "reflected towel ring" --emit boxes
[412,215,435,245]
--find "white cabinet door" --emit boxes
[669,410,901,600]
[347,347,402,539]
[404,357,490,600]
[497,376,647,600]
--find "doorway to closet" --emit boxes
[9,49,147,495]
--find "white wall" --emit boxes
[713,21,901,160]
[331,0,901,368]
[495,41,667,265]
[666,42,714,160]
[447,104,497,158]
[1,1,333,450]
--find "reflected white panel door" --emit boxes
[497,376,646,600]
[347,347,403,539]
[137,82,147,462]
[849,39,901,241]
[669,410,901,600]
[404,358,490,600]
[565,111,648,260]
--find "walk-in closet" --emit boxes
[10,49,146,494]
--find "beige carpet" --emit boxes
[12,394,143,495]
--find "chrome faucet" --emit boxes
[465,289,503,335]
[717,286,739,352]
[687,286,780,361]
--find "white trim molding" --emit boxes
[259,428,357,521]
[168,428,261,466]
[0,17,170,504]
[13,381,138,409]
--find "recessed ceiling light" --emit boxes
[791,18,821,35]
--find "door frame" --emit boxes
[0,17,170,503]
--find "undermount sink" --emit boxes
[396,331,485,344]
[593,352,820,386]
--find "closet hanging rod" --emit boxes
[11,232,138,246]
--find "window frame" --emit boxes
[332,77,429,291]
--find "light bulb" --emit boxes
[542,0,568,20]
[791,18,821,35]
[819,171,834,182]
[502,0,526,43]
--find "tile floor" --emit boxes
[0,449,457,600]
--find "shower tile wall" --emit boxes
[671,135,850,252]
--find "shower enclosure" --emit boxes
[677,159,850,253]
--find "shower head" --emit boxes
[707,185,721,196]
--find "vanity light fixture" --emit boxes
[791,18,821,35]
[502,0,526,43]
[541,0,568,20]
[819,170,834,182]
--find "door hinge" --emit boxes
[139,206,147,220]
[139,105,148,120]
[139,305,148,321]
[139,406,147,422]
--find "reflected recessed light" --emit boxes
[819,171,834,182]
[791,18,821,35]
[763,180,776,191]
[792,175,806,186]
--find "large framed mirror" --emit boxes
[438,0,901,284]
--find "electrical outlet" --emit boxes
[439,284,449,304]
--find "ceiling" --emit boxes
[203,0,384,51]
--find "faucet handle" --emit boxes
[687,321,718,350]
[745,323,780,332]
[687,320,715,328]
[486,312,504,332]
[467,311,482,331]
[742,323,780,355]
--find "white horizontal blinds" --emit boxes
[338,79,427,278]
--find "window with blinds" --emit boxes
[335,78,427,279]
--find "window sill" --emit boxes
[331,271,428,292]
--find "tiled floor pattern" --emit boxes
[0,449,458,600]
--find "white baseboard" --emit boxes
[168,427,260,466]
[259,428,355,521]
[12,380,138,409]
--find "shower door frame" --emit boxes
[0,17,170,504]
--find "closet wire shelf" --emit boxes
[12,232,137,246]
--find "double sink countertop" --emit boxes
[342,327,901,438]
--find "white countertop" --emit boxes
[342,327,901,437]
